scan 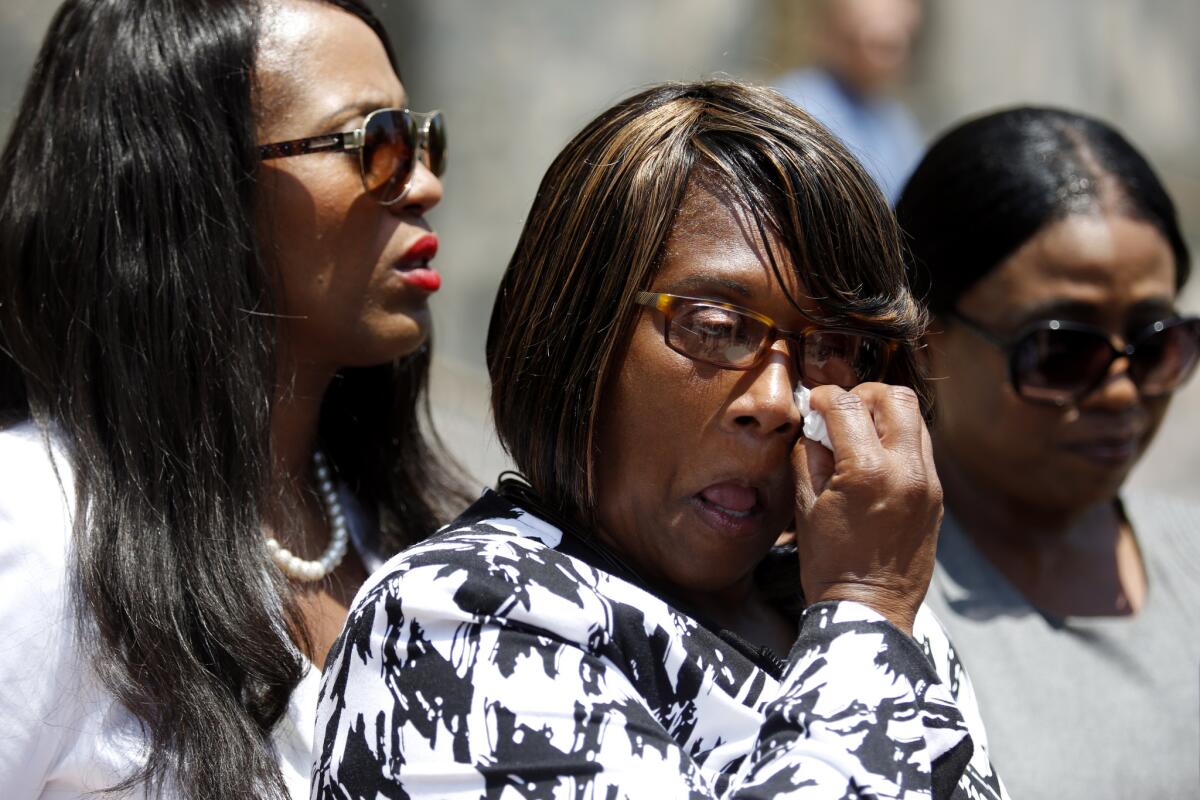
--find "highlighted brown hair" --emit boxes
[487,80,926,525]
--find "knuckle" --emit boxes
[831,391,865,412]
[887,384,920,409]
[808,384,843,411]
[902,476,936,508]
[927,475,945,508]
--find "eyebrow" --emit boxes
[1009,297,1176,328]
[314,97,406,132]
[663,274,753,299]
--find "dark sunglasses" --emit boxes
[258,108,445,206]
[635,292,897,389]
[947,310,1200,406]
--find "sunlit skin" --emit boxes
[925,213,1178,616]
[594,183,806,655]
[254,0,444,665]
[593,180,942,651]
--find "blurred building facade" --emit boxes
[2,0,1197,493]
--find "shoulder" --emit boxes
[1124,489,1200,602]
[1123,489,1200,574]
[0,420,75,603]
[0,419,75,522]
[0,420,75,625]
[1124,488,1200,539]
[341,491,625,650]
[0,421,93,792]
[774,67,835,102]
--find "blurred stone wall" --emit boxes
[2,0,1197,494]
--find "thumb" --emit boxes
[792,437,833,512]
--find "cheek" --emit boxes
[1141,395,1172,445]
[596,325,713,515]
[932,339,1059,468]
[259,167,387,344]
[259,161,377,285]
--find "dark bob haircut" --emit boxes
[896,106,1192,314]
[487,80,928,525]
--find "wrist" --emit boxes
[804,581,924,635]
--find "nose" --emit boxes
[390,161,442,216]
[722,341,802,438]
[1081,354,1140,412]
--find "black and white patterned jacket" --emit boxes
[312,490,1009,799]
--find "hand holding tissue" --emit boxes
[793,384,832,450]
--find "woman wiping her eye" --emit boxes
[0,0,464,797]
[313,80,1009,799]
[897,107,1200,800]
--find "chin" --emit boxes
[1038,470,1129,514]
[341,332,430,369]
[376,313,432,360]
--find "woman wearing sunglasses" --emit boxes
[896,107,1200,800]
[0,0,461,798]
[313,81,1008,799]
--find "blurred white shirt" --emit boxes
[0,420,370,800]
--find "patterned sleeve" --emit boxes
[311,534,972,799]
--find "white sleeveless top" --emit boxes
[0,421,380,799]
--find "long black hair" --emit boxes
[0,0,463,797]
[895,106,1191,314]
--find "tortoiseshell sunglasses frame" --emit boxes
[634,291,897,382]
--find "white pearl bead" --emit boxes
[266,448,351,583]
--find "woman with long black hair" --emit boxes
[0,0,463,797]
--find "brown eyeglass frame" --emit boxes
[634,291,897,379]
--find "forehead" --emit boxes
[654,179,811,316]
[255,0,404,136]
[961,213,1177,321]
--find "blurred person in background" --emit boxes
[0,0,463,797]
[897,107,1200,799]
[775,0,924,204]
[313,80,1008,799]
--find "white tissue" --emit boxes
[794,384,832,450]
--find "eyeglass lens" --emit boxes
[1132,320,1200,393]
[666,301,883,388]
[361,110,414,203]
[1013,320,1200,403]
[423,113,447,177]
[361,111,446,204]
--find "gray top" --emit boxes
[924,491,1200,799]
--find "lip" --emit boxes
[1059,435,1143,468]
[393,234,441,292]
[689,481,765,539]
[401,233,438,262]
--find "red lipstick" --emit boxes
[395,234,441,293]
[402,269,441,292]
[403,234,439,262]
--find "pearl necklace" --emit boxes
[265,450,349,582]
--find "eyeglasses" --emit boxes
[258,108,445,206]
[946,310,1200,406]
[635,292,896,388]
